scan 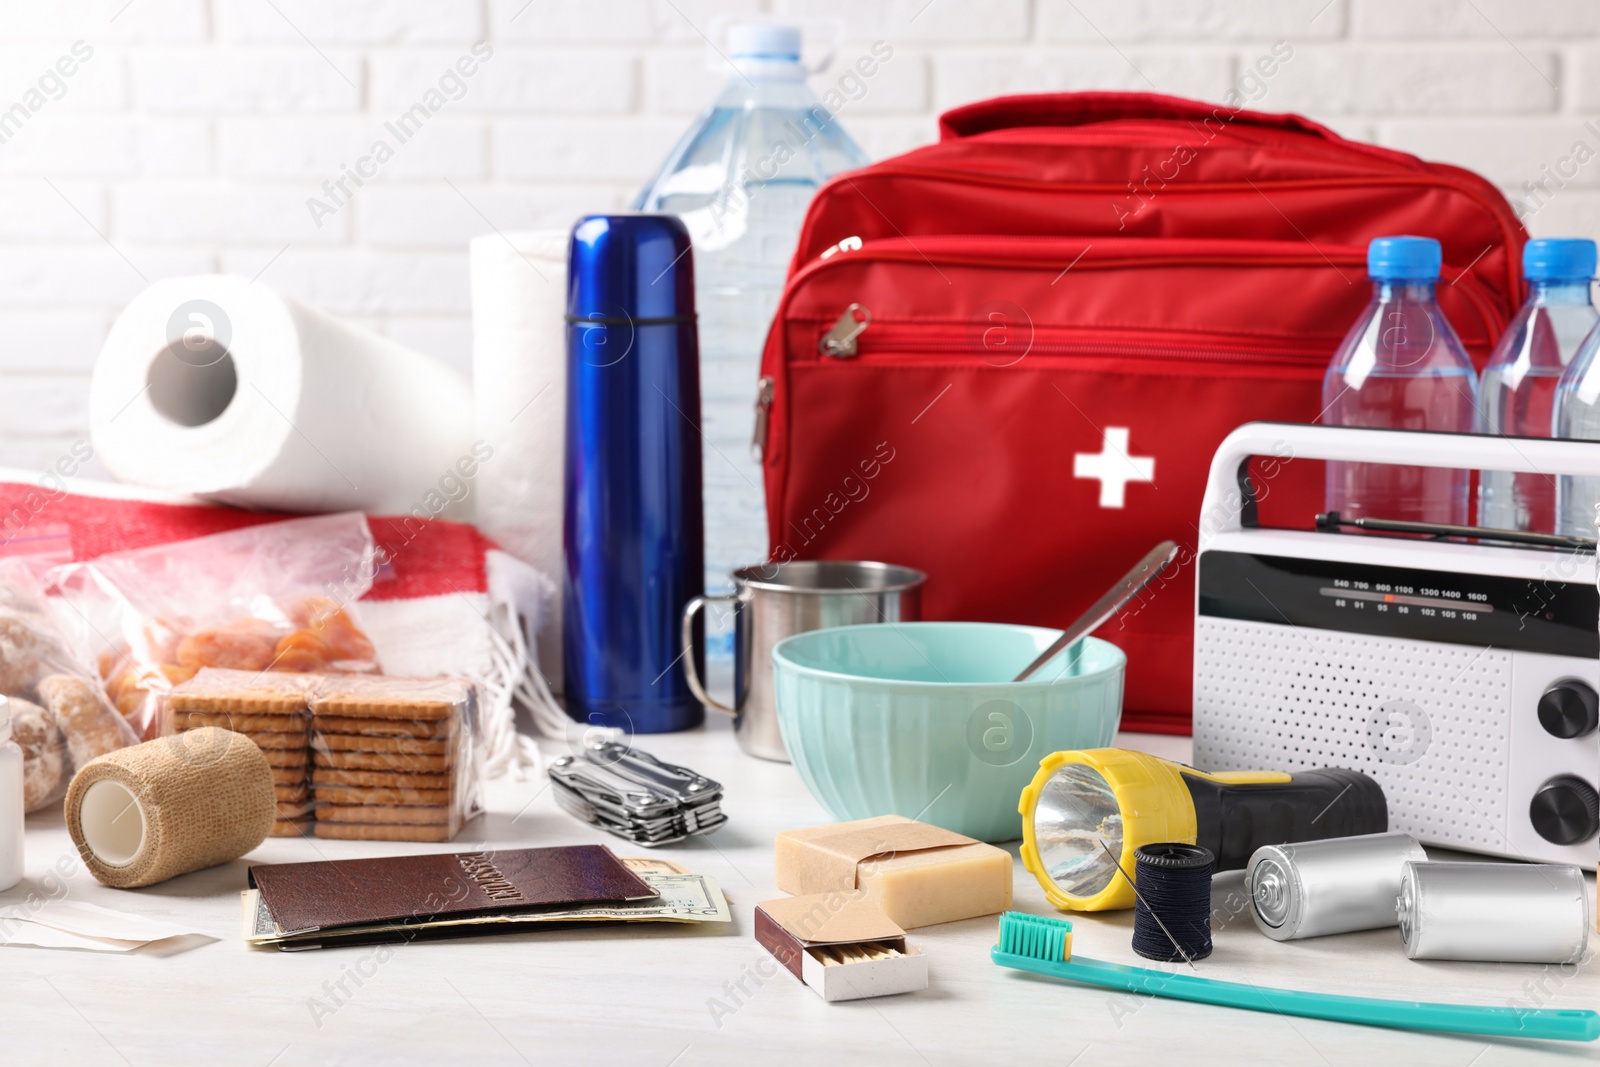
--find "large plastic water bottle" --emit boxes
[1323,236,1478,525]
[1552,250,1600,538]
[634,24,869,592]
[1480,239,1598,532]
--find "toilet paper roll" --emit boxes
[65,728,275,889]
[90,275,475,515]
[470,231,569,691]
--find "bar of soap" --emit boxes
[774,814,1013,929]
[856,843,1013,929]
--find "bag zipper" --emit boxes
[757,241,1350,461]
[812,313,1333,365]
[778,240,1504,366]
[818,303,871,357]
[751,374,775,461]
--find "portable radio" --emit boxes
[1192,423,1600,867]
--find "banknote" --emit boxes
[619,856,690,876]
[244,868,726,947]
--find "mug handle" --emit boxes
[681,592,742,716]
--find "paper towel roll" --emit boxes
[470,231,568,692]
[90,275,474,515]
[65,728,275,889]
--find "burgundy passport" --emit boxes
[248,844,656,933]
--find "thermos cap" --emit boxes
[567,214,696,324]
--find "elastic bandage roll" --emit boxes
[66,728,275,889]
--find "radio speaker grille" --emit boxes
[1193,617,1511,852]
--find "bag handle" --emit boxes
[1199,422,1600,539]
[938,91,1348,144]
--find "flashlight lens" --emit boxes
[1033,762,1124,899]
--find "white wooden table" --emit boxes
[5,720,1596,1066]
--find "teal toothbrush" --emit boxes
[992,911,1599,1043]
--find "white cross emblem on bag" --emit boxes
[1073,427,1155,508]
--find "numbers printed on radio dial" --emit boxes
[1323,581,1485,620]
[1203,551,1599,660]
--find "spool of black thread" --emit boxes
[1131,842,1214,962]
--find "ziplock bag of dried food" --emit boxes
[47,512,381,740]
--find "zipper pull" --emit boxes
[751,375,775,462]
[818,303,871,358]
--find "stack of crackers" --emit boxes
[168,669,475,842]
[310,676,472,843]
[168,670,319,836]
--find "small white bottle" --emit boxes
[0,696,23,891]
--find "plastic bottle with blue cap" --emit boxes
[1322,235,1478,525]
[1478,239,1598,532]
[1550,249,1600,537]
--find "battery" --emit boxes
[1248,831,1426,941]
[1398,861,1590,963]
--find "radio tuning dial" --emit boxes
[1530,777,1600,846]
[1536,681,1598,739]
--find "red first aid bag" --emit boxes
[757,92,1527,734]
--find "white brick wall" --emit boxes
[0,0,1598,470]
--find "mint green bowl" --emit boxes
[772,622,1124,842]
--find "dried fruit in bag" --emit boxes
[271,630,334,673]
[47,513,383,740]
[91,595,382,737]
[64,584,376,742]
[105,662,193,722]
[176,618,281,672]
[290,597,378,666]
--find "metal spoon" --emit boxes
[1012,540,1180,682]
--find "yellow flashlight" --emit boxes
[1018,749,1387,912]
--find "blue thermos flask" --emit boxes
[563,214,705,734]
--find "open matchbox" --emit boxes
[754,894,928,1003]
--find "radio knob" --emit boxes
[1529,777,1600,846]
[1536,681,1598,739]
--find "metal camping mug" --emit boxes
[681,561,926,761]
